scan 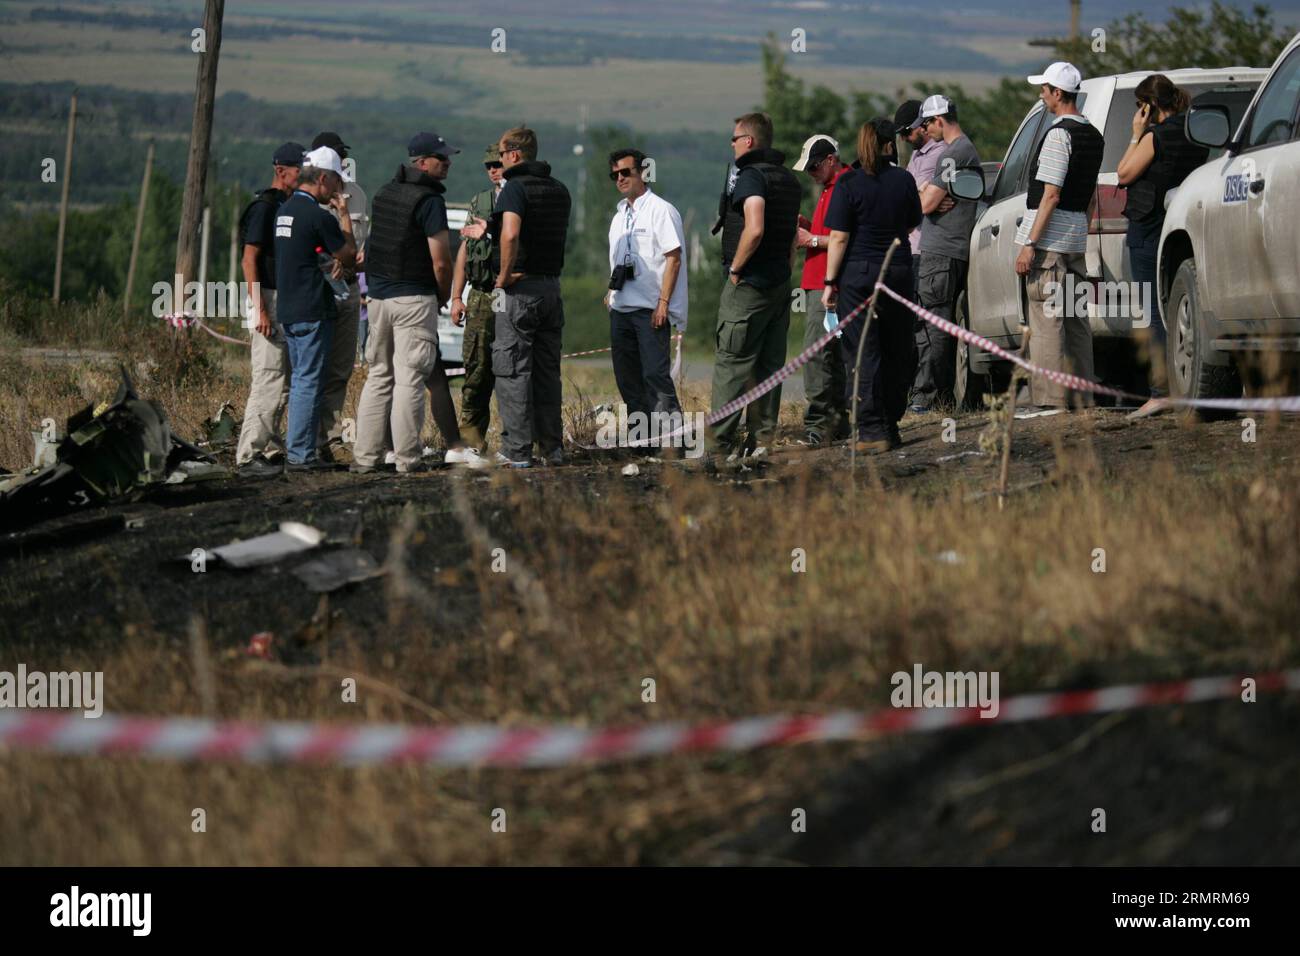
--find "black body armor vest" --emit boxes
[366,164,446,284]
[1123,114,1209,223]
[718,148,801,268]
[494,160,570,277]
[1027,118,1105,213]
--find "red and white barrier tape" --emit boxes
[1,669,1293,768]
[878,284,1300,413]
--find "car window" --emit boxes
[1104,83,1259,169]
[991,107,1046,204]
[1242,47,1300,149]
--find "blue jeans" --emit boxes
[282,318,335,463]
[1128,234,1164,396]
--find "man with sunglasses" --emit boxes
[603,147,687,432]
[451,143,507,453]
[707,111,802,460]
[487,126,572,468]
[792,133,851,446]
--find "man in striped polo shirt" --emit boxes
[1015,62,1105,411]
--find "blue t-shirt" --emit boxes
[273,190,346,322]
[825,164,922,268]
[367,193,450,299]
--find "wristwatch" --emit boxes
[824,277,838,286]
[811,235,820,249]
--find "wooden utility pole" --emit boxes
[172,0,225,316]
[198,205,212,292]
[123,140,155,319]
[228,184,240,286]
[52,91,78,304]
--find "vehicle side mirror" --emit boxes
[1187,105,1232,150]
[948,166,986,201]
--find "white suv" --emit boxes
[958,67,1266,407]
[1159,33,1300,406]
[436,203,471,370]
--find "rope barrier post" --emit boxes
[851,238,903,485]
[997,325,1031,511]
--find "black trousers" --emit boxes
[837,260,917,442]
[610,307,681,417]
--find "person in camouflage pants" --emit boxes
[450,144,505,451]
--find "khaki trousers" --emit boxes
[1025,249,1095,408]
[318,283,360,448]
[353,295,440,471]
[235,289,289,464]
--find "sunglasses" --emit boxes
[484,161,503,170]
[731,133,752,143]
[609,167,639,181]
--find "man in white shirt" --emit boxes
[603,148,687,419]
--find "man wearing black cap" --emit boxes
[895,99,947,292]
[235,141,304,478]
[488,125,572,468]
[353,132,473,473]
[310,131,368,461]
[792,133,850,446]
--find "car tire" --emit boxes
[1166,258,1240,420]
[953,290,988,411]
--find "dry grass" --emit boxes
[2,304,1299,865]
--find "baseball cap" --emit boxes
[302,146,345,177]
[311,132,350,156]
[408,132,461,159]
[912,95,953,128]
[272,141,306,167]
[893,100,922,131]
[483,142,502,164]
[1028,61,1083,94]
[792,134,839,172]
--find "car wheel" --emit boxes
[953,290,987,411]
[1166,258,1240,420]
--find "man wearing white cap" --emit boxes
[273,145,357,470]
[910,94,980,412]
[1016,62,1105,410]
[792,133,851,444]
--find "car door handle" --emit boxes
[1015,216,1024,226]
[1250,177,1265,194]
[990,223,1000,237]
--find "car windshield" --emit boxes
[1102,81,1261,169]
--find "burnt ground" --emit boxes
[1,405,1299,865]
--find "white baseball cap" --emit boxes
[1028,61,1083,94]
[792,134,839,172]
[911,94,953,128]
[302,145,345,177]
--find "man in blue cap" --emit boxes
[353,132,483,472]
[236,141,304,478]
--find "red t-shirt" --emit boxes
[800,164,849,290]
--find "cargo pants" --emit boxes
[236,288,289,465]
[458,287,497,452]
[707,277,791,453]
[492,276,564,463]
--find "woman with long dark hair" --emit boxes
[821,121,923,451]
[1117,74,1208,414]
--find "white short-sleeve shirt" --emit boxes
[607,188,689,331]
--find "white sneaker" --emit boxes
[445,446,490,469]
[384,451,397,465]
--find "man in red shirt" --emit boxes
[794,134,851,445]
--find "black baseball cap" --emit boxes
[893,100,923,131]
[272,141,306,167]
[408,132,460,159]
[311,132,350,156]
